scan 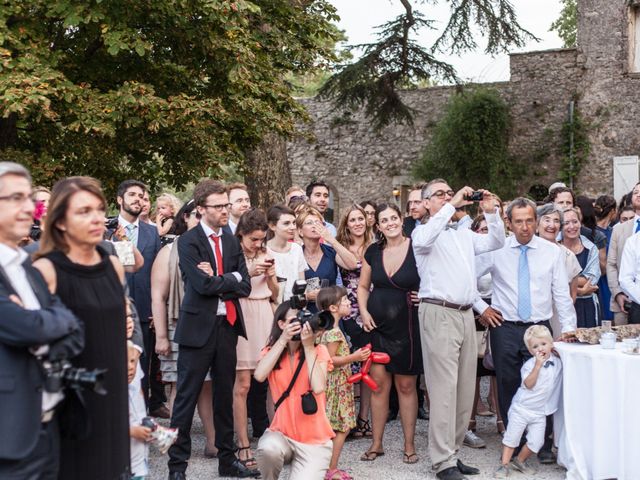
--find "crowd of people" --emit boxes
[2,159,639,480]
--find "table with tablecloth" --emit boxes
[554,341,640,480]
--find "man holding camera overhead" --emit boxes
[0,162,83,479]
[167,179,256,479]
[412,179,505,480]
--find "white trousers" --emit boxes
[502,405,546,453]
[256,429,332,480]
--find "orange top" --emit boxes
[263,344,335,444]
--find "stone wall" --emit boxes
[287,0,640,212]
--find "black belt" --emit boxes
[420,298,472,311]
[507,320,550,327]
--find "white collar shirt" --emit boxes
[200,221,227,316]
[512,355,563,416]
[118,215,140,247]
[618,231,640,304]
[475,235,577,333]
[411,203,505,307]
[228,219,238,235]
[0,243,63,413]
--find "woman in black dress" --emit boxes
[34,177,130,480]
[357,203,422,464]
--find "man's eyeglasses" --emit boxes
[203,203,231,211]
[428,190,455,199]
[0,193,34,205]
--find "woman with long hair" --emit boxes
[151,200,217,457]
[33,176,129,479]
[357,203,422,464]
[297,207,357,312]
[335,204,375,438]
[254,301,334,480]
[234,209,279,469]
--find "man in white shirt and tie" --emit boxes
[476,197,577,463]
[412,179,505,480]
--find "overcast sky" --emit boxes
[330,0,563,83]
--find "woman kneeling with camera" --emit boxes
[254,300,334,480]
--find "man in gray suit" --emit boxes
[0,162,82,479]
[607,183,640,325]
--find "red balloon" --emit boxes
[346,345,390,392]
[362,374,378,391]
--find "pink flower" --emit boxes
[33,201,47,221]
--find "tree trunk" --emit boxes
[244,133,292,209]
[0,114,18,149]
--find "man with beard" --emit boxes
[403,185,428,237]
[113,180,166,417]
[167,179,256,479]
[306,180,337,236]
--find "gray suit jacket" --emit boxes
[606,219,635,312]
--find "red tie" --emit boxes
[210,234,237,326]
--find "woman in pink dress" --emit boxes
[234,209,279,469]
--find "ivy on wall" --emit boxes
[558,105,591,188]
[412,87,522,199]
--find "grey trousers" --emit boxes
[419,303,477,473]
[256,429,332,480]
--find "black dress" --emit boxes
[365,241,423,375]
[47,247,130,480]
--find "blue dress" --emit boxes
[304,243,338,313]
[596,225,613,320]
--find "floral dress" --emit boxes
[320,327,356,433]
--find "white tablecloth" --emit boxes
[554,342,640,480]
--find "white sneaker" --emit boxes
[463,430,486,448]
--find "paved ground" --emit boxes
[149,379,567,480]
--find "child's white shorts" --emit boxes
[502,405,546,453]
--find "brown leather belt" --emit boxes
[420,298,473,311]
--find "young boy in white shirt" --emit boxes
[494,325,562,478]
[128,341,151,479]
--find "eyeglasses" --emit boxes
[0,193,34,205]
[203,203,231,211]
[428,190,455,199]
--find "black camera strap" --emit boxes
[274,349,305,412]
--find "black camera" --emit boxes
[42,359,108,396]
[289,280,333,340]
[465,191,484,202]
[29,220,42,242]
[105,216,119,231]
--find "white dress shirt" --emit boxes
[618,231,640,304]
[476,235,577,333]
[200,221,242,316]
[118,214,140,247]
[0,243,63,412]
[512,355,563,416]
[411,203,505,307]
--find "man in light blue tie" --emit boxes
[475,197,576,464]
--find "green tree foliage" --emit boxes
[550,0,577,48]
[0,1,340,196]
[413,87,520,198]
[320,0,537,130]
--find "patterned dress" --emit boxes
[320,327,356,433]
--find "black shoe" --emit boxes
[219,459,261,478]
[417,406,429,420]
[538,448,556,464]
[436,466,467,480]
[456,459,480,475]
[168,472,186,480]
[386,409,398,423]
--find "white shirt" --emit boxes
[228,219,238,235]
[129,365,149,476]
[118,215,140,247]
[411,203,505,307]
[267,242,307,301]
[200,221,242,316]
[618,231,640,304]
[511,355,563,416]
[0,243,63,413]
[476,235,577,333]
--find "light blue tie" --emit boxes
[636,219,640,233]
[126,224,138,247]
[517,245,532,320]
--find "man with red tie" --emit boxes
[167,180,256,479]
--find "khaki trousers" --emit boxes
[419,303,477,473]
[256,429,332,480]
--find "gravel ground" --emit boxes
[149,381,567,480]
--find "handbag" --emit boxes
[482,330,495,370]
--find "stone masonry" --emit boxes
[286,0,640,214]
